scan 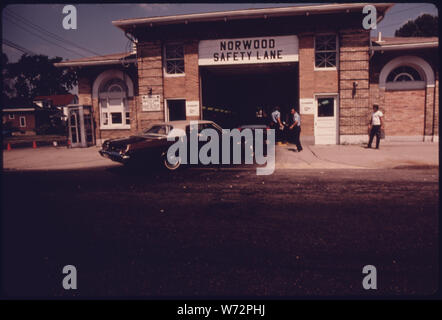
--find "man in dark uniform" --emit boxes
[288,108,303,152]
[270,106,284,144]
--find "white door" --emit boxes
[314,95,338,145]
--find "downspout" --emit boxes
[423,85,427,141]
[431,81,436,141]
[124,31,139,132]
[370,12,385,59]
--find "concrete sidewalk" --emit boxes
[276,140,439,169]
[2,146,118,171]
[2,141,439,171]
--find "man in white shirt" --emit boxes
[367,104,384,149]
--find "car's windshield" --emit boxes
[142,125,173,136]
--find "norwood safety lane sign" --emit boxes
[198,35,299,66]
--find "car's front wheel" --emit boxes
[162,154,182,171]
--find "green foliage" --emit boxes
[395,14,438,37]
[2,53,77,106]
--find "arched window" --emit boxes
[386,66,422,82]
[99,78,130,128]
[379,56,434,91]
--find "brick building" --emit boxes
[2,108,36,135]
[370,36,438,142]
[55,3,439,145]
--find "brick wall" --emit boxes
[298,29,371,139]
[298,34,339,98]
[136,41,164,131]
[184,40,201,121]
[384,89,425,136]
[162,40,200,120]
[298,33,338,137]
[338,28,370,136]
[369,48,438,138]
[301,114,314,136]
[133,12,366,140]
[96,128,132,141]
[78,76,92,105]
[298,29,372,139]
[76,39,200,143]
[424,85,435,136]
[3,112,36,132]
[434,79,439,135]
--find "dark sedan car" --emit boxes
[99,120,265,170]
[99,120,226,170]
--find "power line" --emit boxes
[2,39,37,55]
[3,14,89,58]
[4,8,102,56]
[385,5,433,17]
[4,8,102,57]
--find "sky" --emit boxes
[2,2,439,63]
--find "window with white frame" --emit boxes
[164,43,185,75]
[387,66,422,82]
[99,78,130,129]
[385,65,426,90]
[315,35,337,68]
[19,116,26,127]
[8,113,14,119]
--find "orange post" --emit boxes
[7,143,12,151]
[32,141,37,149]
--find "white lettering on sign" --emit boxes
[199,35,299,66]
[142,95,161,112]
[300,98,315,115]
[186,101,200,117]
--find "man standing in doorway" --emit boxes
[367,104,384,149]
[271,106,284,145]
[288,108,303,152]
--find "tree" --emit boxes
[2,53,15,106]
[2,54,77,106]
[394,14,438,37]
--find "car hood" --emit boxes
[104,135,165,149]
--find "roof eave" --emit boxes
[3,108,35,112]
[54,58,136,68]
[113,3,394,31]
[372,42,438,51]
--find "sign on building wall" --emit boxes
[141,94,161,112]
[300,98,315,115]
[186,101,200,117]
[198,35,299,66]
